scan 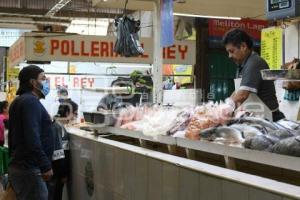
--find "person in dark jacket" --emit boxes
[48,100,78,200]
[8,65,54,200]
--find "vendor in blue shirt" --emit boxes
[8,65,54,200]
[222,29,285,122]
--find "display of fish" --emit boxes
[229,124,264,139]
[231,117,279,130]
[243,135,279,151]
[167,110,191,136]
[276,119,300,130]
[116,104,300,158]
[200,126,244,146]
[267,129,295,140]
[271,136,300,157]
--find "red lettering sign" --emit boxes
[208,19,268,41]
[71,40,79,56]
[166,45,176,59]
[51,40,59,55]
[73,77,79,88]
[61,40,69,55]
[100,42,109,57]
[91,41,99,57]
[178,45,188,60]
[80,41,89,56]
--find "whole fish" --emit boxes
[271,136,300,157]
[243,135,279,151]
[200,126,244,145]
[267,129,295,140]
[229,124,264,139]
[276,119,300,130]
[167,110,191,136]
[234,117,279,130]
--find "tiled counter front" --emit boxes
[68,129,300,200]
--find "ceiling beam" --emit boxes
[0,8,124,19]
[92,0,266,19]
[45,0,72,17]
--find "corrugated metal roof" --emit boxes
[0,0,123,14]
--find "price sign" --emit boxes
[261,27,283,70]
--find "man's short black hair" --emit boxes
[16,65,44,95]
[223,28,253,49]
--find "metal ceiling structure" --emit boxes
[92,0,266,20]
[0,0,125,29]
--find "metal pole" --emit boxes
[152,0,163,104]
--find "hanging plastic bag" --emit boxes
[113,0,144,57]
[114,16,144,57]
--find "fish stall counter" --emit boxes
[66,126,300,200]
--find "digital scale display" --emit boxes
[268,0,291,11]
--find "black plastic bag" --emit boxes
[114,16,144,57]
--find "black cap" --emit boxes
[16,65,44,95]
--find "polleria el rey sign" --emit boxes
[8,33,195,66]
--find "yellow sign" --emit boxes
[261,27,283,70]
[173,65,193,85]
[7,67,20,80]
[6,59,19,103]
[33,38,46,56]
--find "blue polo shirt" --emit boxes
[8,92,54,173]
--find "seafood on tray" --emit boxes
[118,107,190,137]
[115,103,300,157]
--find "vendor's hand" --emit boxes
[218,98,236,123]
[42,169,53,181]
[218,104,234,123]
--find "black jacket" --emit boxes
[8,93,54,173]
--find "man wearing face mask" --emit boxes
[222,29,285,121]
[8,65,54,200]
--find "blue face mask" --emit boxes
[40,80,50,97]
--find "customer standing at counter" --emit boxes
[48,100,78,200]
[8,65,54,200]
[222,28,285,121]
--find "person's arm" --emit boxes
[231,90,251,108]
[227,57,262,109]
[22,98,52,174]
